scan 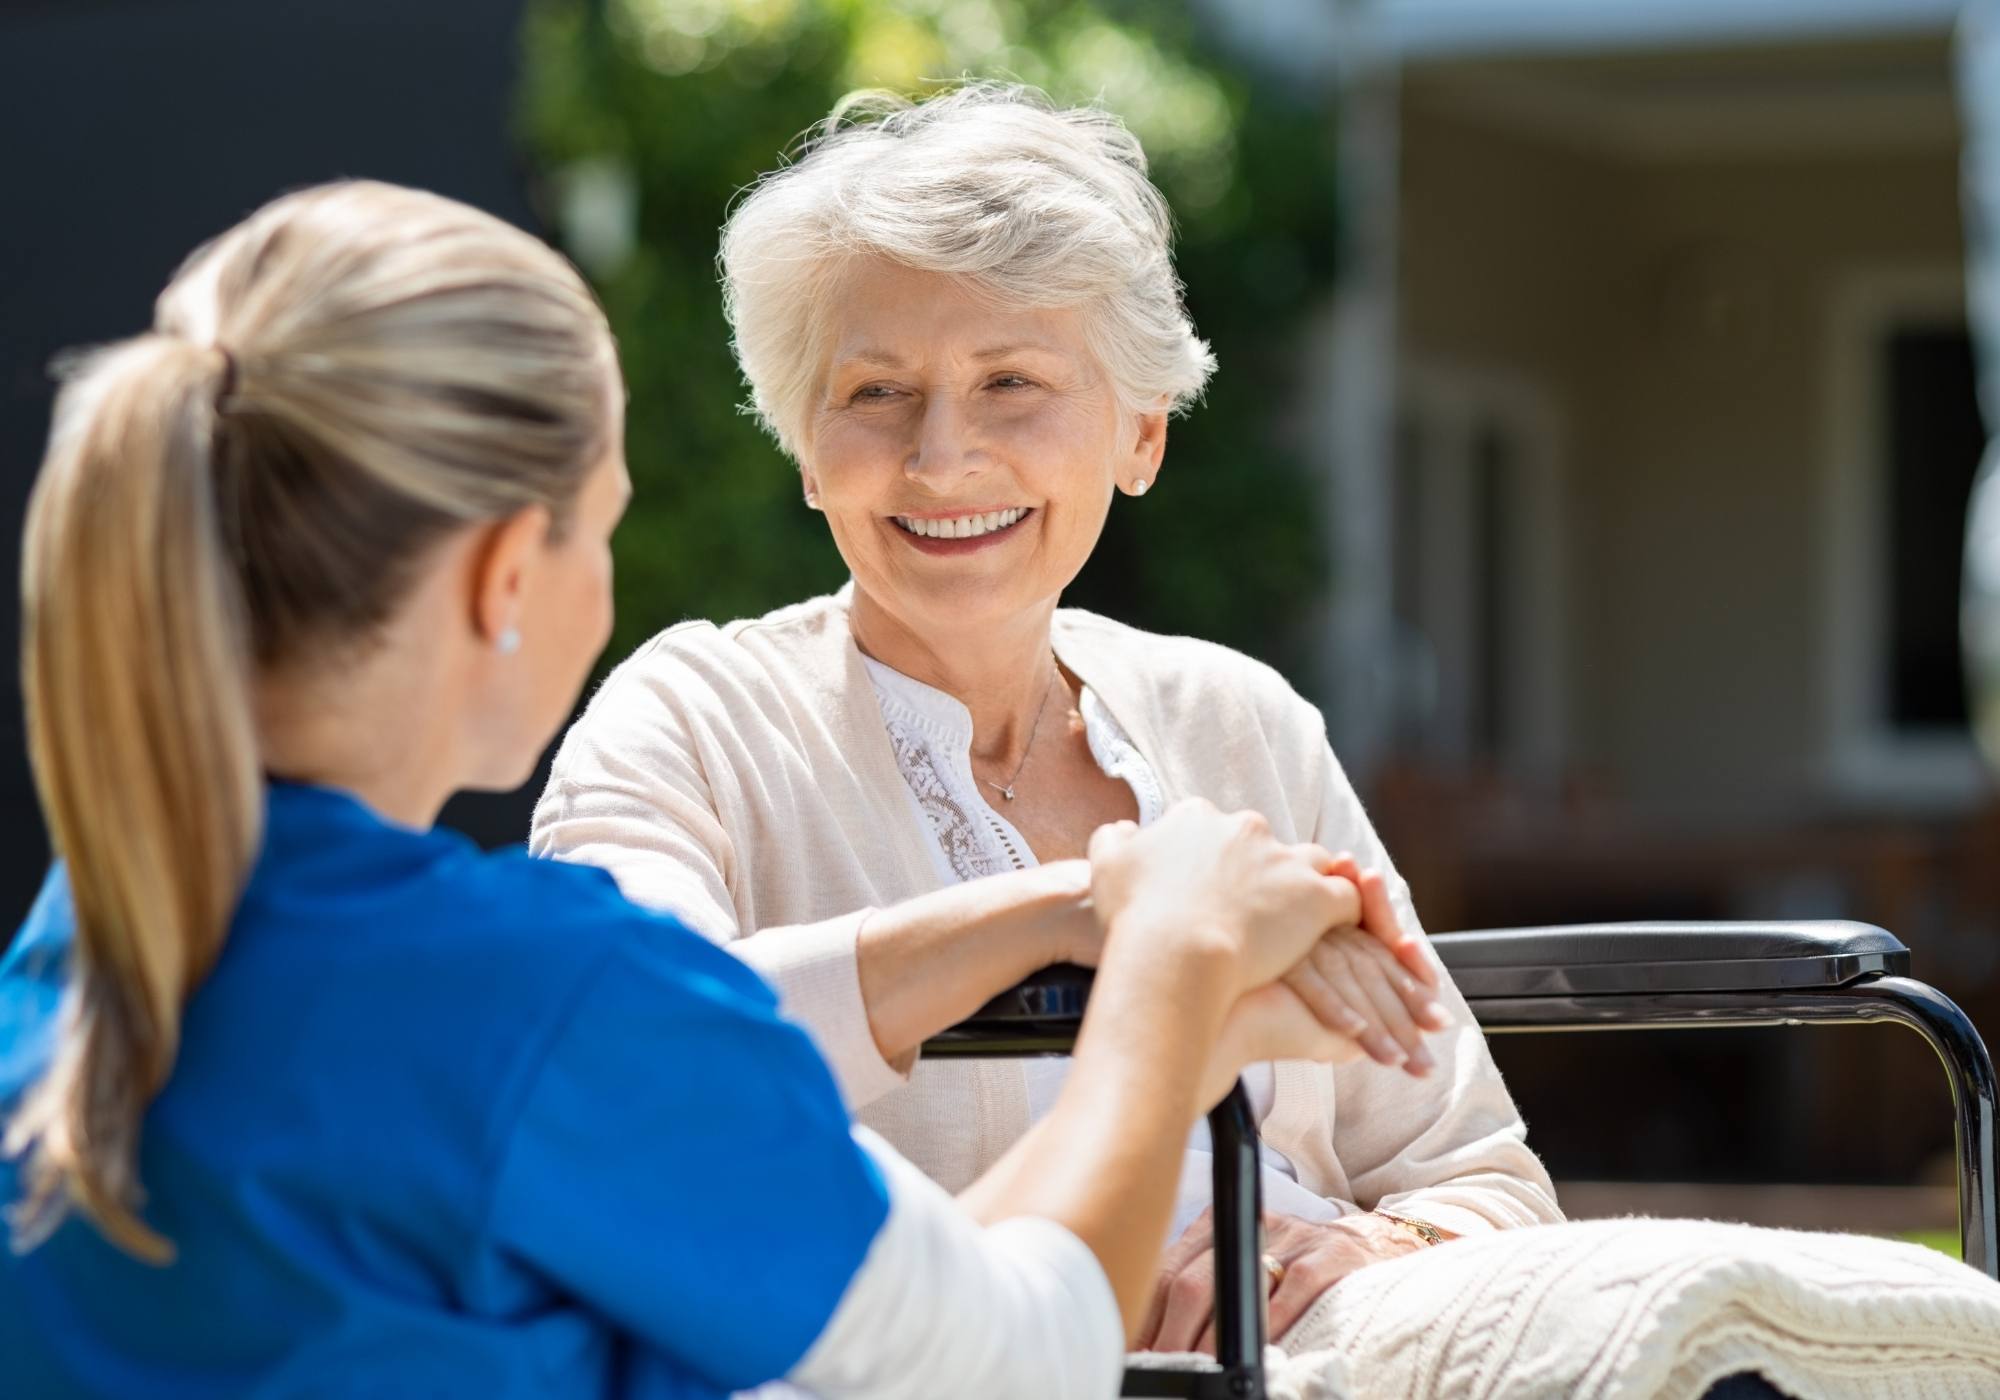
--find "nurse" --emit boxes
[0,181,1386,1398]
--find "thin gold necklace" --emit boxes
[981,661,1060,802]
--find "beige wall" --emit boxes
[1399,81,1965,820]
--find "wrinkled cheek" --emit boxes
[818,513,878,575]
[1051,506,1112,586]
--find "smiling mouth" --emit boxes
[891,507,1032,541]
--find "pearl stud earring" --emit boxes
[496,626,521,656]
[804,491,821,510]
[1131,478,1150,496]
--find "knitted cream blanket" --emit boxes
[1134,1218,2000,1399]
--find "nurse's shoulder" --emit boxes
[235,778,762,1014]
[3,780,773,1115]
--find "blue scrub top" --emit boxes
[0,781,888,1398]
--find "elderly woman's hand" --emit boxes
[1283,857,1449,1074]
[1187,842,1447,1082]
[1088,807,1447,1075]
[1140,1209,1445,1355]
[1306,851,1438,990]
[1196,923,1445,1111]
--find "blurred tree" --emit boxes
[519,0,1338,683]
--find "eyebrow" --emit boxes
[834,348,907,370]
[969,342,1066,360]
[831,342,1070,370]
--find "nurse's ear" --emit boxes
[467,504,554,654]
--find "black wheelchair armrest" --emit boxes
[1429,921,1910,999]
[923,962,1095,1055]
[928,922,1914,1033]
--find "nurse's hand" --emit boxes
[1087,801,1359,999]
[1196,974,1369,1109]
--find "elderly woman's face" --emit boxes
[803,259,1161,639]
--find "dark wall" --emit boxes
[0,0,541,925]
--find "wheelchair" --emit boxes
[925,921,1998,1400]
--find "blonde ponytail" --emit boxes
[9,337,262,1261]
[6,181,615,1261]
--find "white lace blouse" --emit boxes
[863,657,1349,1238]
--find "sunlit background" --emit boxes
[3,0,1994,1253]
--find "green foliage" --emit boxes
[1896,1228,1963,1261]
[518,0,1338,681]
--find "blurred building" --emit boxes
[1279,0,2000,1199]
[1372,0,1986,896]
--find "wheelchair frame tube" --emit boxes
[1466,973,1999,1280]
[1208,1082,1267,1396]
[1120,1079,1269,1400]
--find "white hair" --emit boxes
[719,82,1217,459]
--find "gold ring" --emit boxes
[1262,1252,1286,1286]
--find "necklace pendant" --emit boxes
[1001,786,1016,801]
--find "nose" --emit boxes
[906,393,984,494]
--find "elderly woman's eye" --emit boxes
[989,374,1035,391]
[851,384,902,402]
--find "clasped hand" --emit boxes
[1086,800,1450,1100]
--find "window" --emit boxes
[1390,366,1566,773]
[1823,268,1987,806]
[1884,326,1981,729]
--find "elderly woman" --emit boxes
[532,84,1561,1350]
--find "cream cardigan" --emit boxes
[530,588,1561,1238]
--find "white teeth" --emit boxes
[896,507,1027,540]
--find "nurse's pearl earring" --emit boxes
[1130,478,1150,496]
[804,490,821,510]
[496,625,522,656]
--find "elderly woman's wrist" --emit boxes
[1027,859,1098,967]
[1368,1209,1446,1249]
